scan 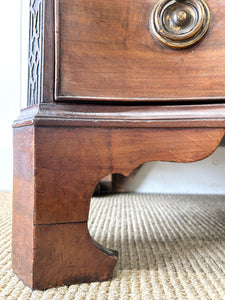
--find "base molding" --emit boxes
[13,102,225,128]
[12,103,225,289]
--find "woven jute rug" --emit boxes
[0,192,225,300]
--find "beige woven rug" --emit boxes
[0,192,225,300]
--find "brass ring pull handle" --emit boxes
[150,0,210,49]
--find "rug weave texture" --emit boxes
[0,192,225,300]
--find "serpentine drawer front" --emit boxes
[55,0,224,102]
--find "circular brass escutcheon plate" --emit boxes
[150,0,210,49]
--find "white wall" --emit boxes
[128,144,225,194]
[1,1,225,194]
[0,1,23,191]
[21,0,29,109]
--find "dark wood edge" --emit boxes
[112,167,141,193]
[13,103,225,128]
[91,237,118,259]
[54,0,60,102]
[55,95,225,102]
[42,0,55,102]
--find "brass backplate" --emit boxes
[150,0,210,49]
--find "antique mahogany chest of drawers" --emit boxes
[13,0,225,289]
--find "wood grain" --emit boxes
[35,126,225,224]
[12,125,118,290]
[42,0,55,102]
[12,106,225,289]
[55,0,225,102]
[33,222,118,290]
[12,126,34,287]
[13,103,225,129]
[13,0,225,290]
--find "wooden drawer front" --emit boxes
[55,0,225,102]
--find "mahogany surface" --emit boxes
[13,105,225,289]
[34,223,118,289]
[55,0,225,102]
[31,127,225,224]
[12,126,34,288]
[12,0,225,290]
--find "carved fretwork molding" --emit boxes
[27,0,44,106]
